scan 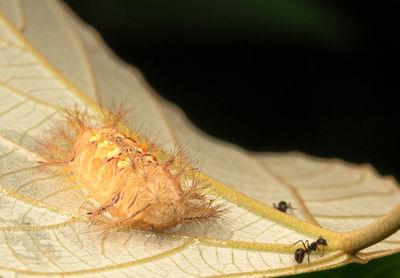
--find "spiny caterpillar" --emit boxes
[38,107,224,231]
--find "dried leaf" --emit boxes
[0,1,399,277]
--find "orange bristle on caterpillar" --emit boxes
[38,107,224,231]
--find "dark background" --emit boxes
[63,0,400,180]
[63,1,399,276]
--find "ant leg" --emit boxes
[287,202,296,213]
[291,240,308,251]
[313,245,325,257]
[304,240,310,250]
[273,203,277,209]
[304,240,311,264]
[290,240,302,247]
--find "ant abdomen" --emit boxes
[294,248,306,264]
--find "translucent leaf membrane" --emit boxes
[0,1,399,277]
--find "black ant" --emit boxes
[273,201,294,213]
[291,236,327,264]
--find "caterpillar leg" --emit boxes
[87,191,121,218]
[105,204,152,231]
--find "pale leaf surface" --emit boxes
[0,1,399,278]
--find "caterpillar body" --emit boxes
[39,108,223,231]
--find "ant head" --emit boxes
[317,236,327,246]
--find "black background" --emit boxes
[63,1,400,181]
